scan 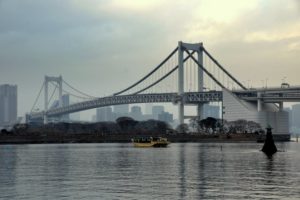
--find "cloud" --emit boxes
[179,0,300,92]
[0,0,300,118]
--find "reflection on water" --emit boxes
[0,143,300,200]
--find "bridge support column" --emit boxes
[43,113,48,124]
[178,42,206,124]
[279,102,283,111]
[44,76,49,124]
[178,41,184,125]
[197,43,204,120]
[257,92,262,111]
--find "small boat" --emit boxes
[132,137,170,147]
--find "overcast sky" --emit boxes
[0,0,300,118]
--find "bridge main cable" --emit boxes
[202,47,247,90]
[62,79,97,99]
[132,51,196,95]
[50,82,92,100]
[185,50,226,89]
[30,81,45,113]
[113,47,178,96]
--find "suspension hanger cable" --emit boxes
[48,82,58,105]
[63,79,97,98]
[132,51,196,95]
[50,82,94,100]
[202,47,247,90]
[30,81,45,113]
[185,50,226,89]
[113,47,178,96]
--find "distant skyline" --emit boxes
[0,0,300,118]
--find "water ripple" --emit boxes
[1,143,300,199]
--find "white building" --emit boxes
[223,89,289,140]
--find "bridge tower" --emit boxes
[178,42,204,124]
[44,75,63,124]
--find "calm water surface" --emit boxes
[1,143,300,200]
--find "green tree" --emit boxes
[176,123,189,133]
[116,117,138,133]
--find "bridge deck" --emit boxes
[30,86,300,120]
[30,91,222,119]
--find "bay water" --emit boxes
[1,143,300,199]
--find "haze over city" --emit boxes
[0,0,300,119]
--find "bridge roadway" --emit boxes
[30,91,222,119]
[233,86,300,102]
[30,86,300,120]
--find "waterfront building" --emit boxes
[143,114,153,120]
[96,107,114,121]
[0,84,17,126]
[158,111,173,124]
[145,103,153,115]
[61,94,70,122]
[70,112,80,122]
[152,105,164,120]
[47,94,70,122]
[130,106,142,120]
[62,94,70,107]
[203,104,220,119]
[91,114,97,122]
[50,100,59,109]
[113,104,129,118]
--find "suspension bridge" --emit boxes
[28,42,300,137]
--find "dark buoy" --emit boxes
[261,126,277,156]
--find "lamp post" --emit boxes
[282,76,286,83]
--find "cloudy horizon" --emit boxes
[1,0,300,119]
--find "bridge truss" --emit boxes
[29,41,253,123]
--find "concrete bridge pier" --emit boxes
[279,102,283,111]
[257,92,262,111]
[178,41,184,125]
[197,42,204,120]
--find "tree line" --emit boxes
[9,117,171,136]
[3,116,264,136]
[177,117,264,134]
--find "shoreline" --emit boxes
[0,132,290,144]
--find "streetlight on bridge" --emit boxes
[261,80,265,88]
